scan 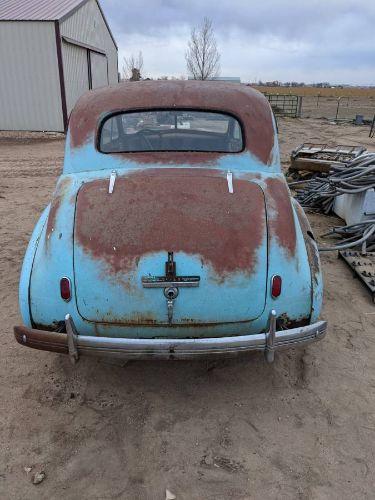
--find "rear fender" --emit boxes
[292,199,323,322]
[19,205,50,327]
[263,176,313,327]
[28,175,79,329]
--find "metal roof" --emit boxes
[1,0,89,21]
[68,80,275,165]
[0,0,118,49]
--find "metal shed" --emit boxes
[0,0,118,132]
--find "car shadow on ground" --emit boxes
[44,347,309,411]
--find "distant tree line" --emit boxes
[254,80,334,88]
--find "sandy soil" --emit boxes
[1,120,375,500]
[253,86,375,121]
[300,96,375,121]
[254,85,375,98]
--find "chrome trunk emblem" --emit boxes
[141,252,200,288]
[142,252,200,325]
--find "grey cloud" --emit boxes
[104,0,374,38]
[101,0,375,84]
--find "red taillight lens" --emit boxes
[60,277,71,301]
[271,275,282,298]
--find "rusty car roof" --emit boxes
[69,81,275,164]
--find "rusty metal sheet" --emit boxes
[293,200,320,285]
[45,177,72,244]
[265,177,296,257]
[14,325,68,354]
[290,143,366,173]
[68,81,275,165]
[73,168,269,325]
[75,169,266,277]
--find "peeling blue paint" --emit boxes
[21,115,323,339]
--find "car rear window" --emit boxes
[99,110,243,153]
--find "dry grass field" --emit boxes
[253,85,375,98]
[252,86,375,121]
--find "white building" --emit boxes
[0,0,118,132]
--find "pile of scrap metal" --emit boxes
[319,220,375,252]
[291,151,375,216]
[288,143,375,300]
[289,143,366,176]
[323,218,375,302]
[290,149,375,250]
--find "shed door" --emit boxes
[90,52,108,89]
[62,42,90,114]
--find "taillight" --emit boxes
[60,277,71,301]
[271,275,282,298]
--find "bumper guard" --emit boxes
[14,310,327,364]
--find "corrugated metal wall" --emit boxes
[90,51,108,89]
[0,21,63,131]
[62,41,90,116]
[61,0,118,114]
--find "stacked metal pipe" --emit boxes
[294,153,375,214]
[291,153,375,251]
[319,220,375,252]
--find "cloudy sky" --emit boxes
[102,0,374,85]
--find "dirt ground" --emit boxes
[254,85,375,98]
[253,86,375,121]
[1,118,375,500]
[300,96,374,121]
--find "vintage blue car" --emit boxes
[14,81,326,363]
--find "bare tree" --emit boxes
[185,17,220,80]
[122,51,144,80]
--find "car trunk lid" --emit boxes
[73,168,268,328]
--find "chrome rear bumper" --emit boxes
[14,311,327,364]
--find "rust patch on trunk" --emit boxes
[265,177,296,257]
[74,169,266,278]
